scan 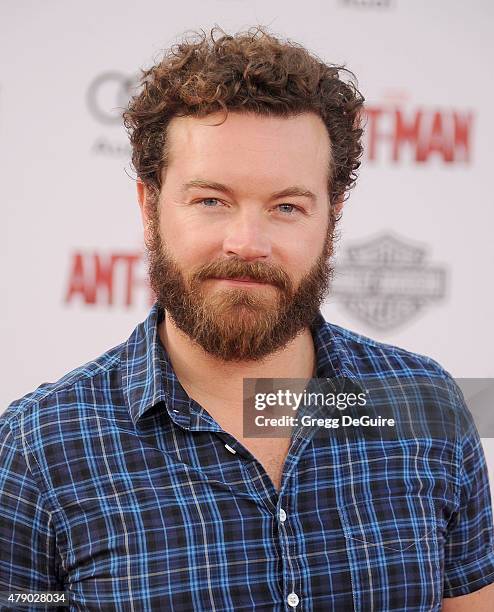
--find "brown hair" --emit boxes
[123,26,365,207]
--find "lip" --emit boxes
[210,277,271,286]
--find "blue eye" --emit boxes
[196,199,300,215]
[200,198,221,207]
[277,203,299,214]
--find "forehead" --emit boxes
[164,111,331,185]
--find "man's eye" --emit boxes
[276,203,300,215]
[198,198,222,207]
[195,199,300,214]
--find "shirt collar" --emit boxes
[121,303,362,426]
[310,311,362,386]
[121,303,177,426]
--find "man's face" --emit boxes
[142,111,338,362]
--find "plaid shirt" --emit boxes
[1,303,494,611]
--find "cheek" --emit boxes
[279,228,327,273]
[273,247,312,288]
[160,217,220,268]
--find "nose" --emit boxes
[222,212,272,261]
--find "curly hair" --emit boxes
[123,26,365,207]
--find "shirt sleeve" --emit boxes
[442,384,494,597]
[0,414,67,609]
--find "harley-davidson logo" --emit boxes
[332,233,447,330]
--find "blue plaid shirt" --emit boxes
[1,303,494,611]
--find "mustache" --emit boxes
[192,258,291,290]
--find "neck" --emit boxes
[158,310,317,406]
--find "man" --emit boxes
[1,26,493,611]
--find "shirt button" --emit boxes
[287,592,299,607]
[279,508,287,522]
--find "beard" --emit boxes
[146,198,338,362]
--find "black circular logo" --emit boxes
[87,71,137,125]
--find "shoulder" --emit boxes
[322,319,467,419]
[1,341,126,433]
[326,320,452,379]
[321,321,476,452]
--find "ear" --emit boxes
[333,194,345,218]
[136,179,156,247]
[136,178,147,224]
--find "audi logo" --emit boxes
[87,71,137,125]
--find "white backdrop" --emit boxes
[2,0,493,500]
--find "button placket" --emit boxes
[278,502,302,611]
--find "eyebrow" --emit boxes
[181,179,317,203]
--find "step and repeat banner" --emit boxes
[2,0,493,490]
